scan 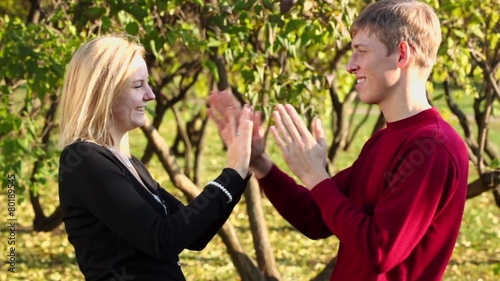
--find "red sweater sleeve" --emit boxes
[311,141,462,273]
[258,165,332,239]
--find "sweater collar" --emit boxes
[385,107,439,131]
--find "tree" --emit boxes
[433,0,500,203]
[0,0,498,279]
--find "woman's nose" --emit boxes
[145,84,156,101]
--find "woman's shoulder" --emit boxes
[59,140,110,168]
[59,140,120,184]
[63,139,103,151]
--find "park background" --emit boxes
[0,0,499,280]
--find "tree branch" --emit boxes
[29,93,63,231]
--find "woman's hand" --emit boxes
[220,105,254,179]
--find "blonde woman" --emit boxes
[58,35,253,280]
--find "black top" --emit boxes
[58,141,248,281]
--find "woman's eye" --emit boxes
[134,82,143,88]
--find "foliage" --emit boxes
[0,0,30,19]
[0,0,498,279]
[432,0,500,174]
[0,14,80,197]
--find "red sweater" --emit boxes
[259,108,469,280]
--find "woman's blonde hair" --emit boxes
[350,0,441,74]
[58,35,145,148]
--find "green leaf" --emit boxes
[128,4,148,21]
[206,60,219,82]
[432,93,444,101]
[284,19,305,34]
[241,69,255,82]
[85,7,106,20]
[192,0,204,6]
[145,105,156,117]
[491,159,500,169]
[262,0,274,11]
[207,38,221,47]
[268,15,284,26]
[166,30,177,46]
[126,21,139,34]
[452,29,467,39]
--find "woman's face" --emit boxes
[111,55,155,134]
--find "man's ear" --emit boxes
[397,41,412,69]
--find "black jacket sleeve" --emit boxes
[59,142,248,262]
[154,172,248,251]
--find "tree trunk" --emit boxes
[27,0,42,24]
[327,87,347,165]
[345,103,374,150]
[371,112,386,135]
[467,170,500,200]
[30,94,63,231]
[245,177,281,280]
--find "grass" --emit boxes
[0,100,499,280]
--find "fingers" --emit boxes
[270,125,289,155]
[237,105,253,139]
[284,104,310,138]
[272,104,325,155]
[272,109,294,145]
[208,91,228,123]
[313,117,327,149]
[252,110,264,141]
[208,107,225,132]
[227,107,238,139]
[226,105,254,178]
[217,106,239,147]
[273,104,308,145]
[208,89,241,124]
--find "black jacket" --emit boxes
[58,141,248,280]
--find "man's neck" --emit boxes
[379,76,431,122]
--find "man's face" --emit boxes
[346,28,401,105]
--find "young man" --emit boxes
[209,0,469,279]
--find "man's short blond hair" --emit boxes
[350,0,441,73]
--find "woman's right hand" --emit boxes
[222,105,254,178]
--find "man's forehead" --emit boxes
[352,30,376,46]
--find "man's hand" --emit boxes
[270,104,329,189]
[208,89,272,178]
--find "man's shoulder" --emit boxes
[405,119,468,167]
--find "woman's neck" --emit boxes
[110,130,131,156]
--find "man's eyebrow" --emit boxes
[352,43,367,49]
